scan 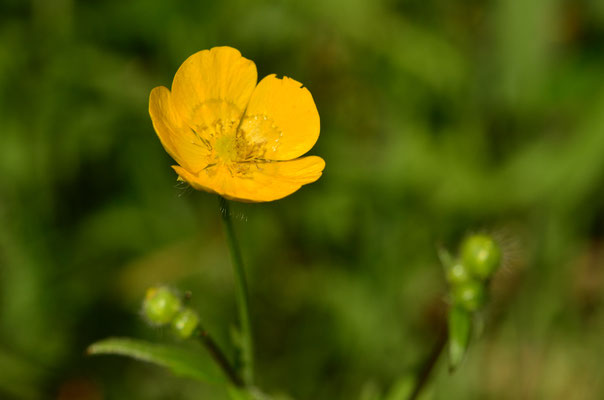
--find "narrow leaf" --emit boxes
[448,306,472,371]
[88,337,226,384]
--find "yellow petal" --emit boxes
[171,46,257,134]
[149,86,209,171]
[239,74,320,161]
[173,156,325,202]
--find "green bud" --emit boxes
[142,286,181,325]
[446,262,471,286]
[171,308,200,339]
[452,280,486,312]
[461,234,501,280]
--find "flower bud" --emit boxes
[452,280,486,312]
[142,286,181,325]
[461,234,501,280]
[446,262,471,286]
[171,308,200,339]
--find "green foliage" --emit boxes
[88,337,226,384]
[447,307,471,371]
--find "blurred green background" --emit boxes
[2,0,604,399]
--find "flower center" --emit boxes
[191,110,283,177]
[214,134,239,163]
[192,118,262,177]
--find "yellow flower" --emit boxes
[149,46,325,202]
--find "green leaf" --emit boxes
[448,306,472,371]
[87,337,226,384]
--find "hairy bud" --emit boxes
[171,308,200,339]
[461,234,501,280]
[142,286,182,325]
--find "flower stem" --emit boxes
[197,328,244,387]
[408,328,447,400]
[219,196,254,385]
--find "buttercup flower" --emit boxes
[149,46,325,202]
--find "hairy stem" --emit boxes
[219,196,254,385]
[409,328,447,400]
[197,328,243,387]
